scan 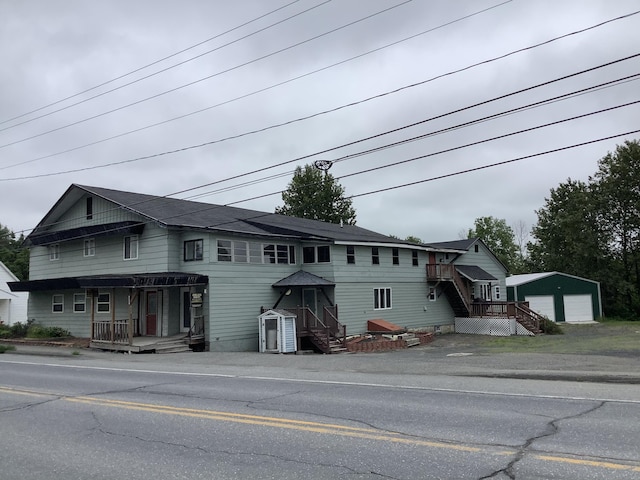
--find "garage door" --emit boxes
[525,295,555,322]
[563,294,594,323]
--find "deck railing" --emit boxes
[92,319,132,345]
[426,263,471,312]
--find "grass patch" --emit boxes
[0,344,16,354]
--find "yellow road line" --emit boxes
[3,386,640,472]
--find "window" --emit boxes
[346,245,355,265]
[96,293,110,313]
[124,235,138,260]
[429,287,436,301]
[86,197,93,220]
[412,250,419,267]
[73,293,86,313]
[217,240,232,261]
[263,244,276,263]
[184,239,203,261]
[84,238,95,257]
[392,248,399,265]
[234,241,248,263]
[303,245,330,264]
[495,286,501,300]
[49,244,60,261]
[372,247,380,265]
[249,242,263,263]
[474,244,479,253]
[52,294,64,313]
[374,287,392,310]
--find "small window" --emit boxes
[49,244,60,261]
[392,248,399,265]
[74,293,86,313]
[263,244,276,264]
[184,239,203,261]
[412,250,419,267]
[289,245,296,264]
[277,245,289,264]
[429,287,436,301]
[84,238,95,257]
[86,197,93,220]
[234,241,248,263]
[374,287,392,310]
[372,247,380,265]
[249,242,263,263]
[303,246,315,263]
[52,294,64,313]
[474,244,479,253]
[317,245,330,263]
[495,286,501,300]
[124,235,138,260]
[346,245,355,265]
[217,240,232,262]
[96,293,110,313]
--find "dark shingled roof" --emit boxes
[272,270,335,288]
[455,265,497,282]
[27,184,407,245]
[427,238,478,251]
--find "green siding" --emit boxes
[507,273,602,322]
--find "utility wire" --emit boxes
[2,54,637,183]
[22,127,640,261]
[2,8,635,174]
[0,0,324,132]
[0,0,413,149]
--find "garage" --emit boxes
[506,272,602,323]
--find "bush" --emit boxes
[0,319,34,338]
[0,344,16,353]
[540,316,563,335]
[26,325,72,339]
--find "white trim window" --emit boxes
[96,292,110,313]
[124,235,138,260]
[374,287,392,310]
[84,238,95,257]
[73,293,86,313]
[429,287,437,302]
[303,245,330,264]
[494,285,501,300]
[52,294,64,313]
[184,239,203,261]
[49,244,60,261]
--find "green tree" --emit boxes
[468,216,519,272]
[0,224,29,281]
[275,164,356,225]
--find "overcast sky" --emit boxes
[1,0,638,244]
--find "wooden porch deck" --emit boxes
[90,333,192,353]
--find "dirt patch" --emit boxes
[0,337,91,349]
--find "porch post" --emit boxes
[89,290,95,341]
[128,289,137,346]
[110,288,115,344]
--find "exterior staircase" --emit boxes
[290,306,347,354]
[148,335,191,354]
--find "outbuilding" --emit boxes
[506,272,602,323]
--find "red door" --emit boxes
[146,291,157,336]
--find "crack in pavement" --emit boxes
[479,400,607,479]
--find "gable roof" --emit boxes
[427,237,508,273]
[27,184,414,246]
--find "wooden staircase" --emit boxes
[427,264,471,317]
[290,306,347,354]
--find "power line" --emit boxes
[2,8,634,175]
[0,0,325,132]
[0,0,413,150]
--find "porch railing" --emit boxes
[323,305,346,344]
[92,319,132,345]
[426,263,471,313]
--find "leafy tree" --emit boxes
[0,224,29,281]
[275,164,356,225]
[468,216,519,272]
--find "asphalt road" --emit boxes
[1,347,639,479]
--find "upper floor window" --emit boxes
[49,244,60,261]
[52,294,64,313]
[346,245,355,265]
[84,238,95,257]
[217,239,295,264]
[123,235,138,260]
[86,197,93,220]
[392,248,399,265]
[264,244,296,264]
[371,247,380,265]
[303,245,330,264]
[374,287,392,310]
[184,239,203,261]
[474,244,479,253]
[412,250,419,267]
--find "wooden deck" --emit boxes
[90,333,193,353]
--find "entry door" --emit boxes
[146,291,158,336]
[181,290,191,333]
[302,288,317,315]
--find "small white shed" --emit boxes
[0,261,28,326]
[258,309,297,353]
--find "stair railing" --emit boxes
[514,302,544,333]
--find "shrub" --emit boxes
[0,344,16,353]
[26,325,72,339]
[540,316,563,335]
[0,319,35,338]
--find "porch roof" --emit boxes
[272,270,335,288]
[455,265,497,282]
[8,272,208,292]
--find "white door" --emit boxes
[563,294,593,323]
[525,295,555,322]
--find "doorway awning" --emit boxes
[455,265,497,282]
[272,270,335,288]
[8,272,209,292]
